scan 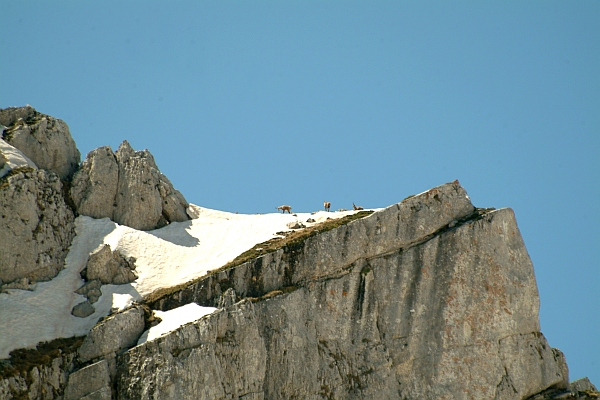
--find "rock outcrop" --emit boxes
[0,337,83,400]
[0,168,75,287]
[71,140,190,230]
[69,146,119,220]
[70,244,139,318]
[63,360,111,400]
[117,182,567,399]
[0,106,190,233]
[83,244,138,286]
[0,106,80,181]
[77,306,146,364]
[0,106,80,288]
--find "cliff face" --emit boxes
[1,107,597,400]
[117,183,565,400]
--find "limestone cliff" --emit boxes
[0,107,597,400]
[117,183,569,399]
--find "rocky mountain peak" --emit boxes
[0,107,596,400]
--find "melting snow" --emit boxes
[0,205,369,359]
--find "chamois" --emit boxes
[277,205,292,214]
[352,203,364,211]
[324,201,331,212]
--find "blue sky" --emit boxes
[2,1,598,384]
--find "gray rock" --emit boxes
[63,360,110,400]
[117,302,267,400]
[0,277,36,292]
[75,279,103,304]
[0,344,78,400]
[71,300,95,318]
[80,386,112,400]
[2,178,591,399]
[70,146,119,219]
[153,181,477,310]
[70,140,189,230]
[286,220,306,229]
[119,181,567,399]
[84,244,137,285]
[0,169,75,285]
[0,105,38,127]
[1,106,80,180]
[113,140,164,230]
[218,288,238,308]
[570,377,598,392]
[496,334,568,398]
[78,306,145,363]
[158,173,190,223]
[555,348,570,389]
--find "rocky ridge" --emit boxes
[0,106,597,399]
[0,106,190,292]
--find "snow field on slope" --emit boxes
[0,205,366,358]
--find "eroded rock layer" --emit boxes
[1,106,80,181]
[116,182,567,399]
[0,169,75,286]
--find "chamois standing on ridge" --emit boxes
[277,205,292,214]
[353,203,364,211]
[324,201,331,212]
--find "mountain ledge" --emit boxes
[118,182,567,399]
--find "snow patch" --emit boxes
[137,303,217,345]
[0,138,37,177]
[0,205,373,359]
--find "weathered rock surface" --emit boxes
[83,244,138,285]
[526,376,600,400]
[70,146,119,219]
[115,181,567,399]
[570,377,598,393]
[78,306,145,363]
[71,140,190,230]
[286,220,306,229]
[63,360,111,400]
[0,106,80,180]
[0,168,75,286]
[0,337,82,400]
[0,105,38,127]
[113,141,165,230]
[75,279,103,304]
[71,300,96,318]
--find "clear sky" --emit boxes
[2,1,598,384]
